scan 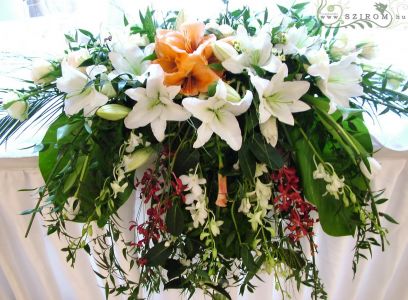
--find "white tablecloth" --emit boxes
[0,148,407,300]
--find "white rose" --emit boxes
[2,92,28,121]
[329,33,355,61]
[357,41,377,60]
[65,48,91,71]
[31,59,54,84]
[359,157,382,180]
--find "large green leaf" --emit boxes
[39,114,134,224]
[292,130,356,236]
[145,241,173,267]
[165,203,185,236]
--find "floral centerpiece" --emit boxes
[1,3,407,300]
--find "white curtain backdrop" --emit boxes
[0,148,407,300]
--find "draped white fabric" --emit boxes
[0,148,407,300]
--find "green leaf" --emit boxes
[172,148,199,176]
[203,283,232,300]
[164,259,186,280]
[209,63,224,71]
[277,248,305,270]
[277,4,289,14]
[145,241,173,267]
[291,128,357,236]
[238,143,256,180]
[292,2,309,11]
[379,212,398,224]
[165,204,185,236]
[78,29,95,41]
[250,133,284,170]
[123,14,129,26]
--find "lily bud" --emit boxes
[359,157,382,180]
[224,82,241,103]
[2,92,28,121]
[212,40,237,62]
[96,104,131,121]
[124,147,155,172]
[32,59,55,84]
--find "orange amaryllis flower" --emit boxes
[215,173,228,207]
[154,22,221,96]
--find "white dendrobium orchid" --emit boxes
[124,65,191,142]
[238,197,251,214]
[56,62,109,116]
[209,219,224,236]
[180,173,207,196]
[221,25,282,74]
[186,194,208,228]
[306,48,330,80]
[255,163,268,178]
[277,26,318,55]
[182,80,253,151]
[108,37,154,81]
[250,63,310,146]
[316,54,364,113]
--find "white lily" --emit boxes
[182,80,253,151]
[316,54,363,113]
[276,26,318,55]
[250,63,310,145]
[306,48,330,80]
[56,62,108,116]
[124,65,190,142]
[108,37,154,81]
[65,48,91,72]
[221,25,282,74]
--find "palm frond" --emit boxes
[0,88,64,145]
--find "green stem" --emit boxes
[295,122,325,165]
[231,200,242,245]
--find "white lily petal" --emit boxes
[86,65,108,79]
[210,110,242,151]
[225,90,253,116]
[193,123,213,148]
[222,56,246,74]
[124,100,162,129]
[57,63,87,94]
[125,87,149,102]
[259,99,272,123]
[164,102,191,121]
[262,55,282,73]
[151,117,167,142]
[260,117,278,147]
[269,102,295,125]
[279,81,310,104]
[182,97,215,123]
